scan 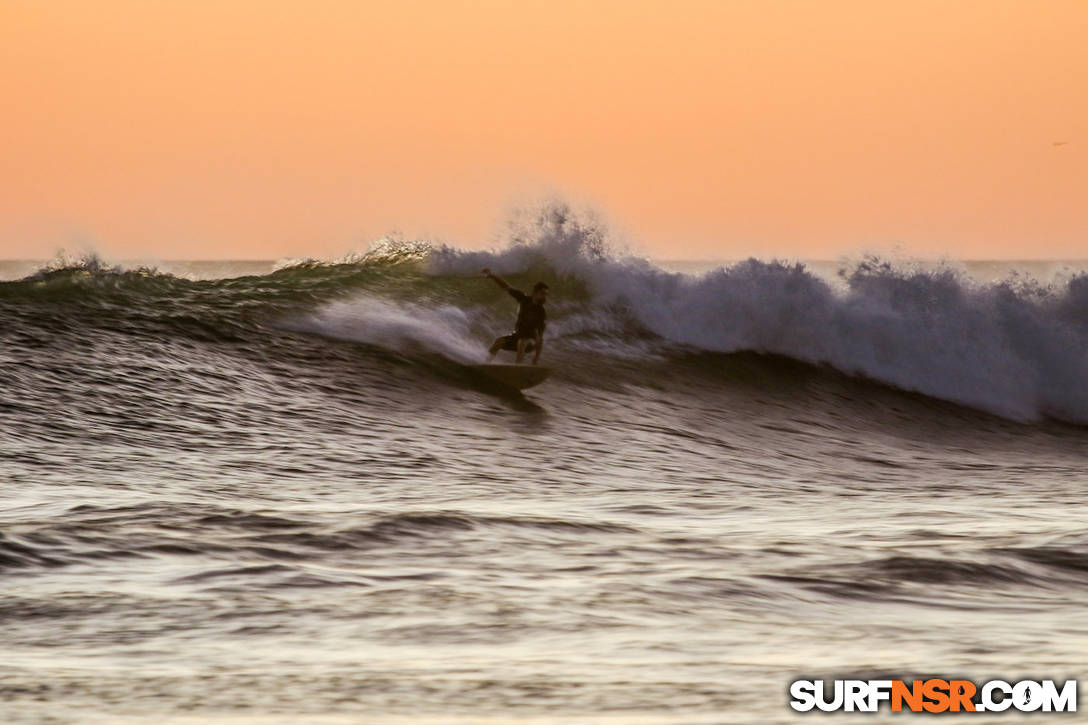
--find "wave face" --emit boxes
[3,206,1087,723]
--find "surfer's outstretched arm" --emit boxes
[482,268,511,291]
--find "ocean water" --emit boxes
[3,211,1087,723]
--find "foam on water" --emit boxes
[291,294,488,364]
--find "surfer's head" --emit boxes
[532,281,549,304]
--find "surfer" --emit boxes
[482,268,548,364]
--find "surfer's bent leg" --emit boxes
[488,336,505,361]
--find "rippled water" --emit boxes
[2,231,1087,723]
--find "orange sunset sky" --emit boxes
[2,0,1085,260]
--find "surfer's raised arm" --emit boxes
[482,268,511,291]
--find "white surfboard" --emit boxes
[468,364,553,390]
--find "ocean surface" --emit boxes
[3,211,1087,723]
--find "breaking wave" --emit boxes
[4,201,1088,423]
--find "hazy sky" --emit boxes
[2,0,1085,260]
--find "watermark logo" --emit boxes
[789,678,1077,713]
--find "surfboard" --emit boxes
[468,364,553,390]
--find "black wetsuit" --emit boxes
[499,288,546,351]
